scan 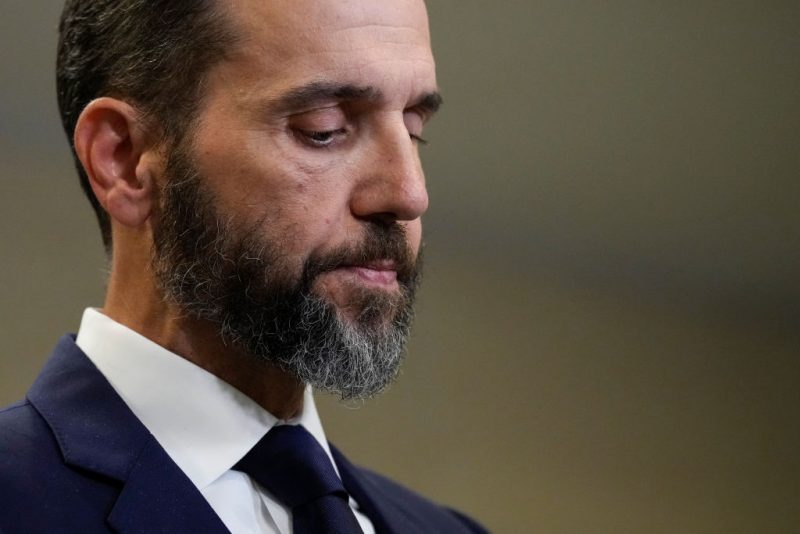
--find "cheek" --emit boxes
[244,182,351,265]
[192,123,357,259]
[406,221,423,254]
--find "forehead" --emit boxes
[215,0,436,102]
[226,0,431,36]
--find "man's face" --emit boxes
[151,0,438,399]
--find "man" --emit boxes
[0,0,487,532]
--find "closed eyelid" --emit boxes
[296,128,346,146]
[289,107,347,131]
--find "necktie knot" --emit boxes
[234,424,347,507]
[234,425,364,532]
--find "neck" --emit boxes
[102,239,306,420]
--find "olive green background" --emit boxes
[1,1,798,532]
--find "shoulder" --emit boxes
[358,466,489,533]
[0,399,55,462]
[0,400,60,517]
[331,444,489,533]
[0,399,117,532]
[0,399,64,498]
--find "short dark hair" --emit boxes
[56,0,236,252]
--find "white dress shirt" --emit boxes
[75,308,375,534]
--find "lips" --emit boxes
[302,224,416,289]
[339,260,399,286]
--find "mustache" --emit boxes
[302,223,419,285]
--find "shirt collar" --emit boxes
[75,308,334,490]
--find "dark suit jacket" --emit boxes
[0,335,487,533]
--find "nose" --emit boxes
[350,122,429,225]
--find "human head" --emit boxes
[60,0,439,399]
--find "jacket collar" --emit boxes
[27,335,229,533]
[332,444,422,534]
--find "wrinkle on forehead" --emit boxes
[222,0,431,53]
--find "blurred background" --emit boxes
[1,1,798,532]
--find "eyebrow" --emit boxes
[270,80,443,118]
[414,91,444,117]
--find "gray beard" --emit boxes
[151,144,421,400]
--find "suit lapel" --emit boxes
[331,445,419,534]
[27,336,229,534]
[107,436,229,533]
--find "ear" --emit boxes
[74,97,158,228]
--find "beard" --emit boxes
[151,143,422,401]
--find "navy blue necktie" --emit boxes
[234,424,364,534]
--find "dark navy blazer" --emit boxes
[0,336,487,533]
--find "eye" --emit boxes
[289,106,349,149]
[410,133,429,146]
[296,128,347,148]
[404,110,428,146]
